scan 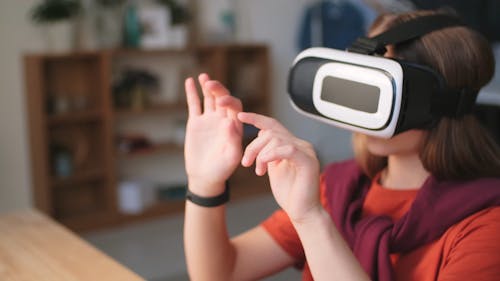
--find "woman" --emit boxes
[183,10,500,281]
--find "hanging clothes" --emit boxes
[298,0,366,51]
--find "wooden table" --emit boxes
[0,210,145,281]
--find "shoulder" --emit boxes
[438,207,500,279]
[446,206,500,243]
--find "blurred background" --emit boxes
[1,0,500,280]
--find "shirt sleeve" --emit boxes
[261,209,305,268]
[438,207,500,281]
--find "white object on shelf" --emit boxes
[138,7,171,49]
[118,181,155,214]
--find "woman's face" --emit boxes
[365,130,426,157]
[361,29,427,157]
[356,23,429,157]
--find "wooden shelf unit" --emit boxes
[24,44,271,232]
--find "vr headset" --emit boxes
[288,14,478,138]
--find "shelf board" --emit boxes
[51,169,104,188]
[107,156,270,229]
[114,103,187,117]
[117,200,185,222]
[117,143,183,158]
[48,111,101,126]
[110,44,267,57]
[111,48,192,57]
[114,178,270,224]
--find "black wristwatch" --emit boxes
[186,182,230,207]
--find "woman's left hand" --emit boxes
[238,112,322,223]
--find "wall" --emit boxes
[0,0,51,212]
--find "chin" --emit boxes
[365,137,394,156]
[365,130,426,156]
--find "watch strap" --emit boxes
[186,182,230,207]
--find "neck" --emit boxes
[381,153,430,190]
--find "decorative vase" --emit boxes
[123,3,140,48]
[95,6,124,48]
[73,0,98,50]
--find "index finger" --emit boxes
[205,80,231,97]
[185,77,201,116]
[237,112,288,133]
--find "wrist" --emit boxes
[290,204,328,226]
[188,180,226,197]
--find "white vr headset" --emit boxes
[288,14,478,138]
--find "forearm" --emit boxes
[184,184,236,281]
[292,208,371,281]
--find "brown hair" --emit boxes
[353,10,500,181]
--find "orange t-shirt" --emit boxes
[261,174,500,281]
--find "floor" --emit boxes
[83,194,302,281]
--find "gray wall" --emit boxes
[0,0,50,212]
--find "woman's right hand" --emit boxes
[184,74,243,196]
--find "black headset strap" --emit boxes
[348,14,464,55]
[349,14,476,118]
[433,88,479,118]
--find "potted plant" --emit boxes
[30,0,82,52]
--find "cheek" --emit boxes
[366,130,425,156]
